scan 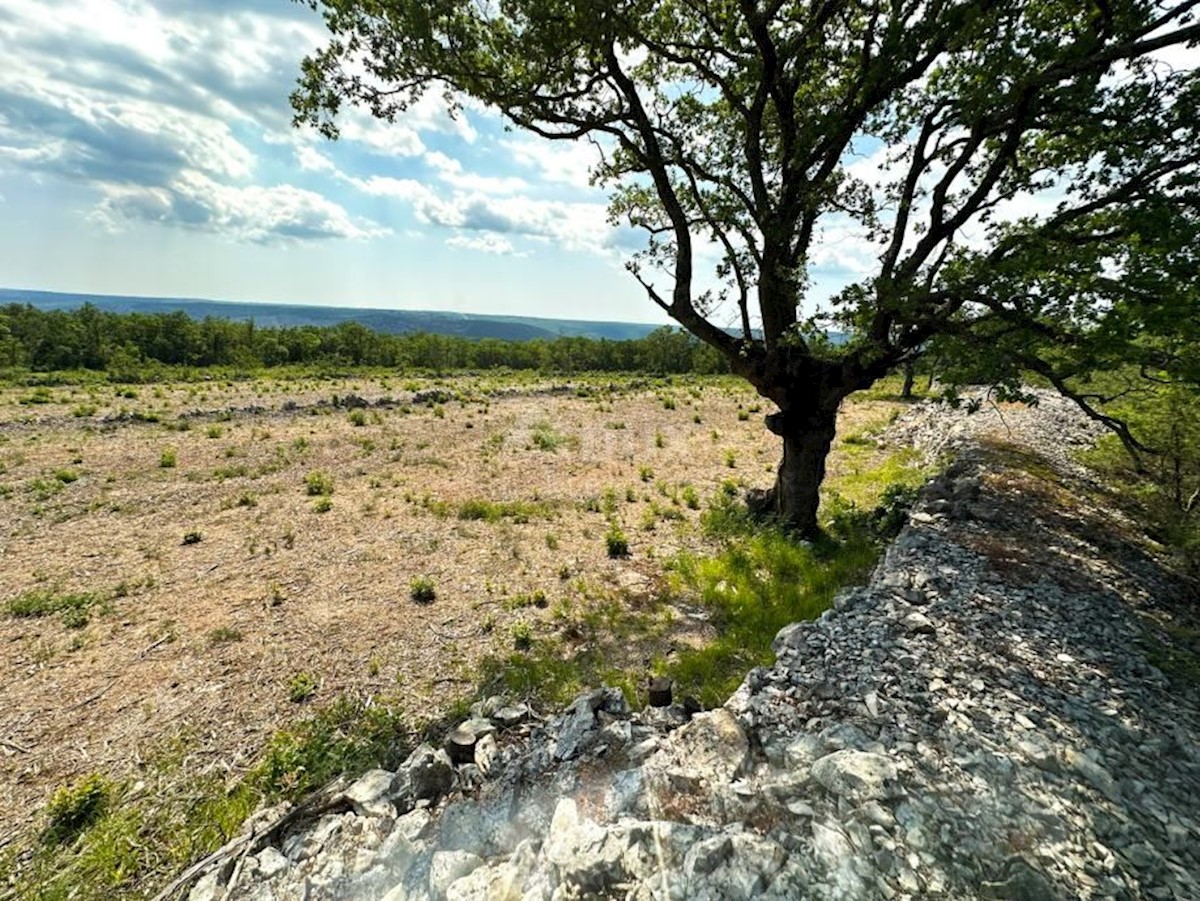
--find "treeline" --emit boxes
[0,303,729,376]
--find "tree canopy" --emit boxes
[294,0,1200,534]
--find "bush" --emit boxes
[410,576,436,604]
[43,774,112,845]
[304,471,334,496]
[605,523,630,558]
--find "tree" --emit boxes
[293,0,1200,536]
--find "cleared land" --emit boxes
[0,372,914,845]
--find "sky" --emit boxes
[0,0,889,326]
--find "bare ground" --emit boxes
[0,373,906,839]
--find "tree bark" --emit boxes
[754,403,840,538]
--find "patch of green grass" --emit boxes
[666,502,879,707]
[7,589,98,625]
[54,469,80,484]
[159,449,177,469]
[530,419,578,452]
[312,496,333,514]
[456,498,554,523]
[207,626,243,645]
[7,695,411,901]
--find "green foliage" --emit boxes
[0,303,729,377]
[605,523,630,558]
[288,672,319,703]
[409,576,436,604]
[251,697,410,800]
[668,506,878,707]
[1086,381,1200,574]
[456,498,554,523]
[159,448,177,469]
[42,774,112,846]
[304,470,334,496]
[530,420,577,452]
[7,588,98,625]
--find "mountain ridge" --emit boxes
[0,288,662,343]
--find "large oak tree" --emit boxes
[293,0,1200,536]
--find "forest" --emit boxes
[0,302,729,377]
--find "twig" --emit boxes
[0,737,30,754]
[149,833,252,901]
[427,623,476,641]
[138,635,172,658]
[69,679,118,711]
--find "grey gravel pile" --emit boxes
[186,399,1200,901]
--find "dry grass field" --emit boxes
[0,371,916,880]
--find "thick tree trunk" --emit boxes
[752,403,840,538]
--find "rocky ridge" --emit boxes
[184,396,1200,901]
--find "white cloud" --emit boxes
[425,150,529,194]
[446,233,524,255]
[501,136,603,189]
[94,169,388,244]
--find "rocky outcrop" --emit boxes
[186,402,1200,901]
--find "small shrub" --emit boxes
[638,465,654,482]
[42,773,112,845]
[725,450,737,468]
[606,523,630,558]
[682,485,701,510]
[305,471,334,496]
[348,409,367,427]
[511,621,533,651]
[312,496,333,513]
[205,425,224,439]
[410,576,436,604]
[208,626,243,645]
[655,431,665,448]
[288,672,318,703]
[54,468,80,484]
[737,409,750,421]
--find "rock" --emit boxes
[493,704,530,729]
[391,744,456,808]
[473,733,498,774]
[428,850,482,898]
[980,856,1062,901]
[255,847,289,880]
[345,769,396,817]
[811,750,899,803]
[902,611,936,636]
[652,708,750,791]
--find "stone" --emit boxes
[474,733,498,774]
[345,768,396,817]
[811,750,899,804]
[902,612,936,636]
[255,847,289,880]
[391,744,456,808]
[493,704,530,729]
[428,850,483,898]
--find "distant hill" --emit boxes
[0,288,661,343]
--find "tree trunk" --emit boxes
[753,403,840,538]
[900,360,917,399]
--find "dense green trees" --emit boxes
[294,0,1200,535]
[0,303,726,377]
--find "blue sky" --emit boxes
[0,0,883,324]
